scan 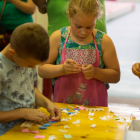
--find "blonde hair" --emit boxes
[69,0,103,19]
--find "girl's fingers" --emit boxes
[66,67,80,73]
[66,59,76,64]
[83,69,93,76]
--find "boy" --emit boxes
[0,23,61,136]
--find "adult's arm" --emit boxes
[8,0,36,15]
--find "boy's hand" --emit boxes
[63,59,81,75]
[132,63,140,78]
[22,108,49,123]
[46,102,62,120]
[82,64,95,80]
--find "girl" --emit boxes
[33,0,107,101]
[38,0,120,107]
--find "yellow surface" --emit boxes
[0,103,133,140]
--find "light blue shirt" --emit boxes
[0,53,37,136]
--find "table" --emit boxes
[1,103,139,140]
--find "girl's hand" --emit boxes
[22,108,49,123]
[132,63,140,78]
[82,64,95,80]
[63,59,81,75]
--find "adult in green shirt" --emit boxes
[0,0,36,50]
[33,0,107,36]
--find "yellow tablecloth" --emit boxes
[1,103,137,140]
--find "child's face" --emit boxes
[69,13,97,41]
[13,54,42,68]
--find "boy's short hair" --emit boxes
[10,23,49,62]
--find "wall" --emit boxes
[32,9,48,93]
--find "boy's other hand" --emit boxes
[22,108,49,123]
[63,59,81,75]
[46,102,62,120]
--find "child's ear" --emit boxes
[8,48,16,56]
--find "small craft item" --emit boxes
[114,118,120,120]
[61,118,68,122]
[88,117,94,120]
[69,113,76,117]
[21,121,34,128]
[58,129,68,133]
[48,135,57,140]
[72,119,80,124]
[79,106,86,110]
[64,125,69,129]
[67,118,72,120]
[51,119,55,122]
[22,129,39,134]
[62,109,68,113]
[67,112,75,115]
[74,110,80,114]
[62,108,69,111]
[42,123,51,127]
[34,135,45,139]
[49,120,57,123]
[86,108,104,112]
[90,124,96,128]
[88,112,94,116]
[73,108,80,111]
[39,127,47,130]
[64,134,72,139]
[100,116,107,120]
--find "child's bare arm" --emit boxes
[132,62,140,78]
[34,87,61,120]
[0,108,48,123]
[82,34,120,83]
[39,59,81,78]
[38,29,81,78]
